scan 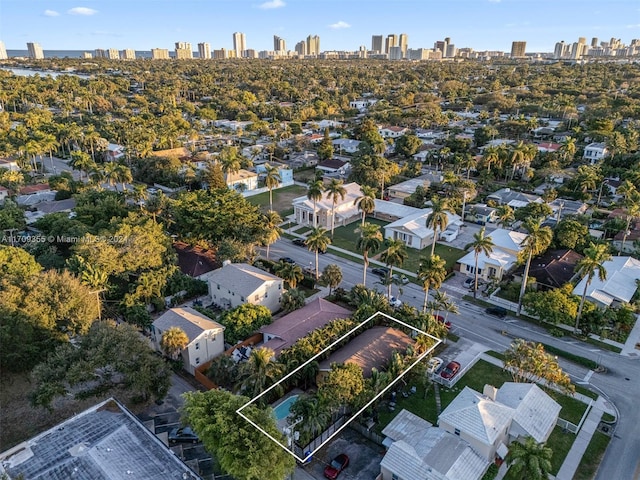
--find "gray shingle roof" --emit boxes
[152,307,224,343]
[207,263,281,298]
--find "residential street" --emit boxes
[267,238,640,480]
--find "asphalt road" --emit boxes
[268,238,640,480]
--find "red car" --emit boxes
[434,315,452,330]
[324,453,349,479]
[440,361,461,380]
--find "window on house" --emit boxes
[392,474,400,480]
[254,294,259,301]
[241,296,245,302]
[195,343,200,350]
[454,428,460,436]
[195,357,200,364]
[217,284,220,290]
[265,292,268,298]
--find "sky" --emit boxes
[1,0,639,53]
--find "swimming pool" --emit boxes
[273,395,299,421]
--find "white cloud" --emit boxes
[44,9,60,17]
[627,23,640,28]
[328,20,351,29]
[67,7,98,16]
[258,0,285,9]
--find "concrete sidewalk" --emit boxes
[621,314,640,358]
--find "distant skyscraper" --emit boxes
[591,37,599,48]
[198,42,211,59]
[151,48,170,60]
[306,35,320,55]
[434,39,448,56]
[82,52,93,59]
[0,41,7,60]
[274,35,286,52]
[295,41,307,56]
[371,35,383,53]
[389,46,403,60]
[94,49,106,58]
[385,34,398,54]
[446,44,457,58]
[399,33,408,57]
[107,48,120,60]
[233,32,246,58]
[175,42,193,59]
[121,49,136,60]
[510,41,527,58]
[213,48,228,59]
[27,42,44,59]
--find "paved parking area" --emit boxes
[302,428,384,480]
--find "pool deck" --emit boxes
[272,389,304,432]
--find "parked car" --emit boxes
[168,426,199,444]
[463,277,475,289]
[324,453,349,479]
[392,273,410,285]
[279,257,296,264]
[385,295,402,309]
[371,267,390,278]
[434,315,452,330]
[427,357,444,374]
[292,238,306,247]
[440,361,461,380]
[485,306,508,318]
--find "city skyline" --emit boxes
[1,0,638,54]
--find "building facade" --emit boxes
[510,41,527,58]
[151,48,170,59]
[233,32,246,57]
[174,41,193,59]
[198,42,211,59]
[27,42,44,59]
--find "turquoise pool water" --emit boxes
[273,395,299,421]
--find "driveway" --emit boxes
[303,428,384,480]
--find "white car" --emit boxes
[463,277,475,289]
[392,274,410,285]
[385,295,402,308]
[427,357,444,374]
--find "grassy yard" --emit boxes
[246,184,307,216]
[330,218,389,251]
[573,431,611,480]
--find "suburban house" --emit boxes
[583,142,609,163]
[612,224,640,254]
[152,307,225,374]
[438,384,560,462]
[24,198,77,224]
[332,138,362,154]
[317,326,414,380]
[465,204,498,225]
[549,198,589,219]
[289,151,319,168]
[259,298,351,356]
[0,398,199,480]
[457,228,528,281]
[16,184,56,206]
[173,241,219,278]
[572,256,640,308]
[536,142,561,153]
[486,188,542,209]
[316,119,344,130]
[226,169,258,192]
[512,249,583,290]
[378,126,409,138]
[204,262,283,313]
[349,98,378,111]
[384,210,462,250]
[106,143,126,161]
[380,409,489,480]
[0,158,20,171]
[386,173,443,201]
[255,163,294,186]
[292,181,363,229]
[316,159,350,176]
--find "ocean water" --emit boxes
[0,67,91,79]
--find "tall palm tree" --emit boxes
[496,204,515,229]
[559,136,577,163]
[263,163,281,212]
[354,185,377,227]
[274,261,304,289]
[417,255,447,313]
[355,222,383,285]
[426,197,454,256]
[517,220,553,315]
[464,227,495,299]
[482,145,500,173]
[131,184,148,209]
[574,243,612,333]
[306,179,324,227]
[325,179,346,238]
[262,211,283,260]
[238,347,283,398]
[380,238,408,297]
[103,162,121,191]
[160,327,189,360]
[305,226,331,280]
[116,164,133,192]
[219,146,241,184]
[507,437,553,480]
[69,150,93,182]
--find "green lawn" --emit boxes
[330,218,389,251]
[246,184,307,216]
[573,431,611,480]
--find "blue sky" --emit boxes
[1,0,639,53]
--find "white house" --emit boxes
[205,262,283,313]
[386,173,443,201]
[457,228,527,281]
[151,307,225,374]
[316,159,350,176]
[378,126,409,138]
[332,138,361,154]
[384,210,462,250]
[292,181,363,229]
[572,256,640,308]
[486,188,542,209]
[583,142,609,164]
[106,143,125,161]
[349,98,378,111]
[226,169,258,192]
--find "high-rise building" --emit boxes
[434,39,448,56]
[213,48,228,59]
[446,44,457,58]
[0,41,7,60]
[27,42,44,59]
[82,52,93,59]
[107,48,120,60]
[94,49,106,58]
[510,41,527,58]
[198,42,211,59]
[554,41,567,59]
[371,35,383,53]
[274,35,286,52]
[121,49,136,60]
[389,46,403,60]
[591,37,599,48]
[175,42,193,59]
[151,48,170,60]
[385,34,398,54]
[398,33,408,57]
[233,32,246,58]
[306,35,320,55]
[244,49,258,59]
[295,41,307,56]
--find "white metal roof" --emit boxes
[573,256,640,305]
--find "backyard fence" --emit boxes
[295,415,347,458]
[349,422,385,446]
[557,399,594,434]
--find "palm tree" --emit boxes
[417,255,447,313]
[354,185,377,227]
[145,191,168,223]
[160,326,189,360]
[507,437,553,480]
[464,227,495,299]
[559,136,577,163]
[380,238,408,297]
[426,197,454,256]
[238,347,283,398]
[517,220,553,315]
[116,164,133,192]
[69,150,93,181]
[306,179,324,227]
[262,211,283,260]
[574,243,611,333]
[103,162,121,191]
[496,204,515,229]
[325,179,346,238]
[482,145,500,173]
[355,222,383,285]
[263,163,281,212]
[274,261,304,289]
[219,146,241,184]
[131,184,148,209]
[305,226,331,280]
